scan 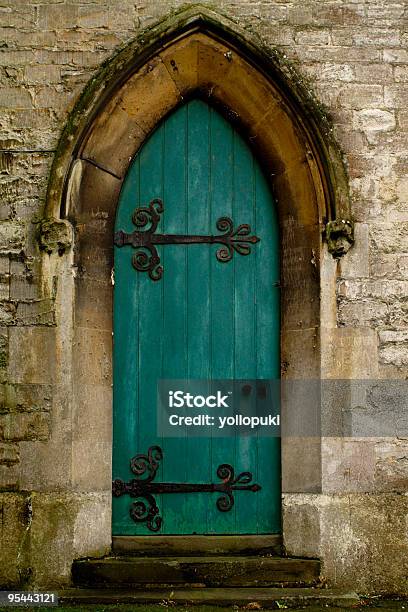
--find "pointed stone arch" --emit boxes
[42,6,354,560]
[46,6,351,229]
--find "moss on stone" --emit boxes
[0,352,7,370]
[325,218,355,258]
[45,4,351,227]
[38,219,72,256]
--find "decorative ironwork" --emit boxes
[112,445,261,532]
[114,198,260,281]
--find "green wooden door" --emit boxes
[112,99,280,535]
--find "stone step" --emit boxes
[72,555,321,589]
[60,586,361,608]
[112,534,282,556]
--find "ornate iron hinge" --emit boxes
[114,198,260,281]
[112,445,261,532]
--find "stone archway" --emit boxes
[43,6,352,556]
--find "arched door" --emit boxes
[112,99,280,535]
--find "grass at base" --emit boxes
[1,600,408,612]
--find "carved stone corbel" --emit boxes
[38,218,73,255]
[325,218,354,258]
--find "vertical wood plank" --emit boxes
[233,132,258,533]
[161,105,188,533]
[254,162,281,533]
[184,100,212,534]
[207,107,236,533]
[137,125,165,533]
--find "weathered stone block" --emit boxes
[294,29,331,46]
[29,492,76,587]
[72,383,111,491]
[374,441,408,491]
[301,45,380,63]
[322,328,379,378]
[33,86,78,114]
[384,84,408,108]
[321,494,408,593]
[38,4,79,29]
[258,23,294,46]
[2,29,57,50]
[353,62,393,83]
[0,493,29,587]
[284,493,408,593]
[29,492,110,587]
[322,439,376,493]
[0,330,7,375]
[18,437,72,492]
[370,222,408,254]
[379,343,408,367]
[71,50,108,68]
[0,441,19,466]
[75,279,112,331]
[332,3,366,26]
[370,253,398,278]
[0,221,25,253]
[321,62,354,81]
[0,87,32,110]
[0,412,50,441]
[338,84,384,108]
[0,50,36,68]
[0,302,16,325]
[338,289,407,327]
[383,48,408,63]
[9,260,39,302]
[24,65,61,85]
[72,492,111,559]
[8,328,56,385]
[73,327,112,386]
[281,328,320,378]
[396,176,408,205]
[0,259,10,300]
[282,436,322,494]
[338,279,408,300]
[0,109,59,149]
[0,383,52,414]
[14,300,56,327]
[379,330,408,344]
[353,28,401,47]
[353,109,396,132]
[282,495,320,558]
[78,5,108,28]
[366,3,405,23]
[0,463,19,490]
[394,66,408,82]
[287,6,313,25]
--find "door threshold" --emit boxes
[112,534,282,556]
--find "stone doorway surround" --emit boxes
[40,6,355,586]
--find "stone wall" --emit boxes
[0,0,407,593]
